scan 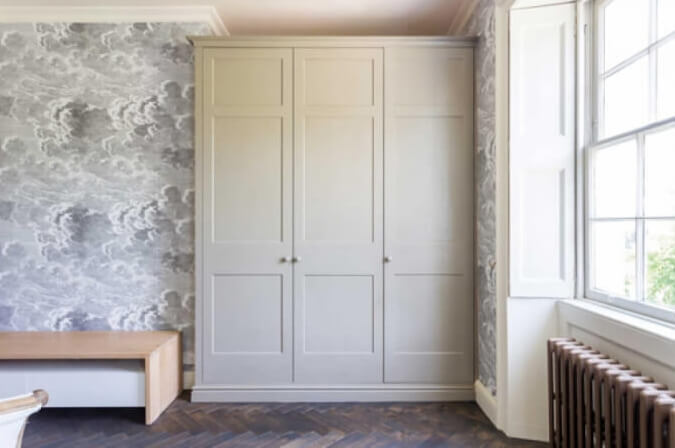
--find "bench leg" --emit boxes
[144,335,182,425]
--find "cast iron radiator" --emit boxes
[547,338,675,448]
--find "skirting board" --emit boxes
[474,380,498,427]
[192,385,475,402]
[507,422,549,442]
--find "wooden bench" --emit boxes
[0,331,182,424]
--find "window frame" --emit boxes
[583,0,675,324]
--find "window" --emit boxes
[587,0,675,322]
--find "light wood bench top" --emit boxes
[0,331,178,360]
[0,331,182,425]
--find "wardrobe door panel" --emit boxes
[386,274,473,383]
[213,57,283,106]
[213,117,283,242]
[294,48,384,384]
[303,58,374,106]
[384,47,474,385]
[304,275,375,354]
[212,275,283,354]
[201,48,293,385]
[391,116,471,245]
[304,116,374,242]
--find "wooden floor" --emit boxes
[23,394,546,447]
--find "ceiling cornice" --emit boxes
[446,0,479,35]
[0,5,228,35]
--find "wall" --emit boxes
[505,297,559,440]
[0,22,210,369]
[462,0,497,396]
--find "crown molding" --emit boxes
[447,0,479,35]
[511,0,575,8]
[0,5,229,35]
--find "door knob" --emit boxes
[292,256,302,263]
[384,256,392,263]
[281,256,291,263]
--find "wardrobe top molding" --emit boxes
[188,35,477,48]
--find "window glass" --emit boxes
[645,220,675,307]
[645,127,675,216]
[657,39,675,120]
[603,0,649,69]
[590,0,675,321]
[591,220,637,299]
[592,140,637,217]
[658,0,675,38]
[603,57,649,137]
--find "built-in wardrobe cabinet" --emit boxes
[191,37,475,402]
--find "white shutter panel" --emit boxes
[509,3,576,298]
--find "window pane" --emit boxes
[645,220,675,308]
[592,140,637,217]
[603,0,649,69]
[658,0,675,38]
[603,57,649,137]
[591,220,637,298]
[657,39,675,120]
[645,126,675,216]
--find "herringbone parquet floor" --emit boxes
[22,394,546,447]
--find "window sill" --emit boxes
[558,299,675,370]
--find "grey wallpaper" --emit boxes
[463,0,497,396]
[0,22,210,368]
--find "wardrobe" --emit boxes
[191,37,475,402]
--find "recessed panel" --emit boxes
[517,22,567,136]
[213,117,283,242]
[392,116,469,243]
[304,117,374,242]
[389,274,470,354]
[304,58,373,106]
[213,275,283,353]
[213,58,283,106]
[391,55,467,108]
[304,275,374,353]
[520,169,565,281]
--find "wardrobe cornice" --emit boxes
[188,35,478,48]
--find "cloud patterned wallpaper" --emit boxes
[463,0,497,396]
[0,22,210,368]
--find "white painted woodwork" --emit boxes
[505,297,559,441]
[202,48,294,384]
[509,4,576,298]
[195,38,475,399]
[558,300,675,389]
[190,36,478,48]
[192,384,475,402]
[293,48,384,384]
[384,47,474,384]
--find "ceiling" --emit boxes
[0,0,476,35]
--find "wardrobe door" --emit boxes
[293,48,384,384]
[201,48,293,384]
[384,47,474,384]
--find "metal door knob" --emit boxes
[281,257,291,263]
[292,256,302,263]
[384,256,392,263]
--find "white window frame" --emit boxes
[583,0,675,324]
